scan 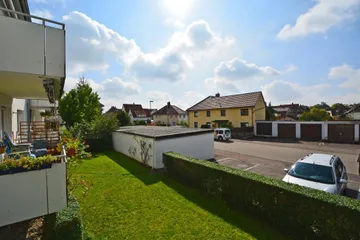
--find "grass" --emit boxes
[73,151,289,239]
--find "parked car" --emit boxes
[282,153,348,195]
[214,128,231,141]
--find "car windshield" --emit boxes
[288,162,335,184]
[225,130,230,135]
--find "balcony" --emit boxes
[0,7,65,100]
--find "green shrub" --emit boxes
[163,152,360,240]
[44,198,85,240]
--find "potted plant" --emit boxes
[65,138,80,157]
[0,163,10,175]
[0,141,6,154]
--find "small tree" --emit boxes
[299,107,332,121]
[59,77,101,128]
[117,111,131,126]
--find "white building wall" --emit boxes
[155,133,214,169]
[0,162,67,227]
[112,132,155,167]
[0,94,13,138]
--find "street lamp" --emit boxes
[149,100,154,109]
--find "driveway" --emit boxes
[214,139,360,199]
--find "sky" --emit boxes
[29,0,360,111]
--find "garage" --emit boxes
[256,122,272,136]
[301,124,322,141]
[112,126,214,169]
[278,124,296,139]
[328,124,354,143]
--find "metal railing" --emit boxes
[0,7,64,29]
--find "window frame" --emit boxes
[240,122,249,128]
[206,110,211,117]
[220,110,226,117]
[194,111,198,117]
[241,109,249,116]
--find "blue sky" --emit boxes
[29,0,360,110]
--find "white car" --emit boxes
[282,153,348,195]
[214,128,231,141]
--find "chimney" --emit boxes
[215,93,220,97]
[167,101,171,107]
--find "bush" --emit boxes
[163,152,360,240]
[43,198,85,240]
[133,120,147,125]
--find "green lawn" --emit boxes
[73,152,288,239]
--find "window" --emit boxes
[240,122,249,128]
[218,130,224,134]
[220,110,226,116]
[194,111,198,117]
[206,111,211,117]
[194,122,198,128]
[288,162,334,184]
[206,122,211,126]
[241,109,249,116]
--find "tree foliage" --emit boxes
[299,107,332,121]
[116,111,131,127]
[312,102,330,111]
[59,77,101,128]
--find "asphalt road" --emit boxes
[214,139,360,199]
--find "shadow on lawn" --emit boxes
[104,151,161,186]
[104,151,288,239]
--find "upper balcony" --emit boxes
[0,7,65,101]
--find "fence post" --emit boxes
[355,124,359,143]
[322,122,328,141]
[272,122,278,137]
[296,123,301,139]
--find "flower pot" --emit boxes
[0,147,6,154]
[41,163,52,169]
[10,167,26,174]
[66,148,77,157]
[0,169,10,176]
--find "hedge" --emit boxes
[163,152,360,240]
[43,197,87,240]
[85,136,113,153]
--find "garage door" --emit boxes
[328,124,354,143]
[256,122,272,136]
[301,124,322,141]
[278,124,296,139]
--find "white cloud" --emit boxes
[204,58,280,92]
[328,64,360,90]
[262,80,332,105]
[277,0,360,39]
[63,76,141,110]
[284,64,297,73]
[63,11,141,75]
[32,9,53,19]
[165,18,185,28]
[63,12,233,81]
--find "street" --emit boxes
[214,139,360,199]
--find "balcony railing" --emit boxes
[0,7,65,78]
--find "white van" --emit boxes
[214,128,231,141]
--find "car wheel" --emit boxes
[218,136,223,141]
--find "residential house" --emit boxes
[0,1,67,227]
[271,103,301,120]
[187,92,266,128]
[122,104,154,123]
[152,102,187,126]
[344,104,360,120]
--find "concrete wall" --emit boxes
[112,131,214,169]
[0,161,67,227]
[155,133,214,168]
[0,94,13,138]
[112,132,156,167]
[255,121,360,142]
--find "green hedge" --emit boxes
[43,198,86,240]
[163,152,360,240]
[85,136,113,153]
